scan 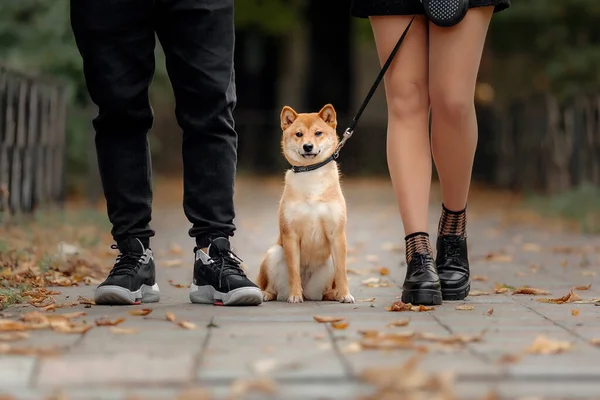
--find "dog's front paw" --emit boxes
[337,293,355,304]
[262,291,276,302]
[287,294,304,303]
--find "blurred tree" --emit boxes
[488,0,600,101]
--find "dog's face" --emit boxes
[280,104,339,166]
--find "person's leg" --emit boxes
[370,15,441,305]
[70,0,159,305]
[428,6,494,300]
[156,0,261,306]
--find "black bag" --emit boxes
[421,0,469,27]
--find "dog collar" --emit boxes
[291,155,335,173]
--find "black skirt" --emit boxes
[351,0,510,18]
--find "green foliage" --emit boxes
[489,0,600,100]
[525,183,600,233]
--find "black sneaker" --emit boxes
[436,235,470,300]
[401,253,443,306]
[94,238,160,305]
[189,238,262,306]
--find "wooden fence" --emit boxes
[0,66,68,217]
[476,93,600,195]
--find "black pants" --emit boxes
[70,0,237,248]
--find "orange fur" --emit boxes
[257,104,355,304]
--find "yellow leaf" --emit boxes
[512,287,550,295]
[486,308,494,316]
[571,309,580,316]
[177,321,197,330]
[378,267,390,276]
[574,284,592,291]
[0,320,26,332]
[472,275,489,282]
[166,312,177,322]
[109,327,138,335]
[536,289,581,304]
[455,305,474,311]
[313,315,346,323]
[128,308,153,316]
[169,244,183,254]
[387,319,410,327]
[526,335,573,355]
[331,321,349,330]
[469,290,489,296]
[95,317,125,326]
[163,259,183,268]
[0,332,29,341]
[589,338,600,347]
[522,243,542,252]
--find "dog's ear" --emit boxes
[281,106,298,130]
[318,104,337,128]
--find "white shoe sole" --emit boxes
[94,283,160,305]
[189,284,262,306]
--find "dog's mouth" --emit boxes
[300,150,321,159]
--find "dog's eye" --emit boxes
[315,131,323,137]
[295,132,303,137]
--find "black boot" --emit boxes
[436,235,470,300]
[401,253,442,306]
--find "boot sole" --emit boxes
[401,289,443,306]
[441,282,471,301]
[94,283,160,305]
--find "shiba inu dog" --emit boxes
[257,104,355,304]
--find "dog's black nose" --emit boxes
[303,143,314,152]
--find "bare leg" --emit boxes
[369,16,430,235]
[429,7,494,212]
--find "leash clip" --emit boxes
[333,128,354,159]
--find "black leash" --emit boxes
[292,16,416,173]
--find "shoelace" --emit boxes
[206,248,247,284]
[410,253,433,271]
[108,244,143,276]
[442,237,463,262]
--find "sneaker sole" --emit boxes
[189,284,262,306]
[401,289,443,306]
[94,283,160,305]
[441,282,471,301]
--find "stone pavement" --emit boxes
[2,179,600,400]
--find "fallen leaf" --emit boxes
[109,327,138,335]
[512,287,550,295]
[575,284,592,291]
[486,308,494,316]
[366,254,379,263]
[0,343,59,356]
[174,387,211,400]
[581,270,596,277]
[455,305,475,311]
[0,319,28,332]
[526,335,573,355]
[60,312,87,320]
[361,277,392,288]
[497,353,521,364]
[589,338,600,347]
[331,321,349,330]
[346,268,364,275]
[522,243,542,252]
[341,342,362,353]
[177,321,197,330]
[472,275,489,282]
[358,297,376,302]
[51,322,93,334]
[95,317,125,326]
[515,271,527,277]
[572,309,580,316]
[168,280,187,288]
[420,330,486,345]
[387,319,410,327]
[484,253,513,263]
[387,302,435,312]
[128,308,152,316]
[381,242,402,252]
[0,332,29,341]
[494,287,510,294]
[469,290,489,296]
[166,312,177,322]
[163,259,183,268]
[537,289,581,304]
[313,315,346,323]
[77,295,95,305]
[378,267,390,276]
[169,244,183,254]
[229,377,277,399]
